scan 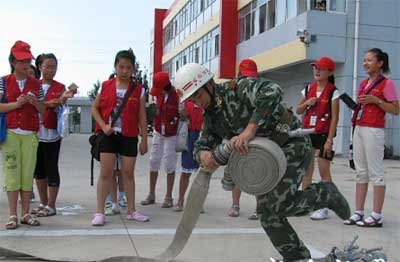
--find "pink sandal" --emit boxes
[91,213,106,226]
[126,210,149,222]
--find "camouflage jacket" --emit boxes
[193,77,301,163]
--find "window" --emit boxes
[245,13,252,40]
[329,0,346,12]
[312,0,326,11]
[214,34,219,56]
[267,0,275,29]
[275,0,286,25]
[188,2,193,22]
[259,3,267,33]
[207,35,212,60]
[238,3,256,43]
[174,20,178,36]
[195,47,199,63]
[287,0,297,19]
[297,0,307,14]
[193,0,199,17]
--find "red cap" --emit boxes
[239,59,258,77]
[310,57,335,71]
[11,41,35,60]
[151,71,170,96]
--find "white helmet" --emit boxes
[174,63,214,101]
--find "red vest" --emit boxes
[154,88,179,137]
[184,100,203,131]
[42,80,65,129]
[4,74,40,132]
[95,78,142,137]
[302,82,336,134]
[354,78,388,128]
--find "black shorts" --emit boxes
[34,140,61,187]
[99,133,138,157]
[309,134,328,150]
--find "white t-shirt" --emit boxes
[38,83,61,142]
[111,87,145,133]
[301,86,340,100]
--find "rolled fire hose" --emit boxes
[224,137,286,196]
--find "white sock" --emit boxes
[371,211,382,220]
[105,194,112,202]
[355,210,364,216]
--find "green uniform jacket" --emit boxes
[194,77,302,163]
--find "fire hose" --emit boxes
[0,137,386,262]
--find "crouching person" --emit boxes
[174,63,351,261]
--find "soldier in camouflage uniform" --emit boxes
[174,63,350,262]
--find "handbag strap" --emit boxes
[351,76,386,131]
[1,76,6,103]
[110,80,137,126]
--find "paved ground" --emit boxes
[0,134,399,261]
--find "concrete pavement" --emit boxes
[1,134,399,261]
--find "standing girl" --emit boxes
[173,99,203,212]
[91,50,149,226]
[141,71,179,209]
[344,48,399,227]
[296,56,340,220]
[0,41,46,229]
[31,53,75,217]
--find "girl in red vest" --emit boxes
[30,53,75,217]
[296,56,340,220]
[0,41,46,229]
[141,71,179,208]
[344,48,399,227]
[91,50,149,226]
[173,100,203,212]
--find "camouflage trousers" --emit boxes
[256,136,338,261]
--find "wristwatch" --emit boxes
[378,100,383,105]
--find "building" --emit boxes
[150,0,400,156]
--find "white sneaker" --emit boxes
[118,195,128,207]
[105,205,120,216]
[105,201,112,208]
[310,208,329,220]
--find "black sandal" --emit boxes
[357,215,383,228]
[344,212,363,225]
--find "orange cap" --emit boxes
[151,71,170,96]
[239,59,258,77]
[11,40,34,60]
[310,57,335,71]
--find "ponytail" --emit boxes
[328,74,335,85]
[108,73,116,80]
[367,48,390,74]
[8,53,15,73]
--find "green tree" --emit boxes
[88,80,101,101]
